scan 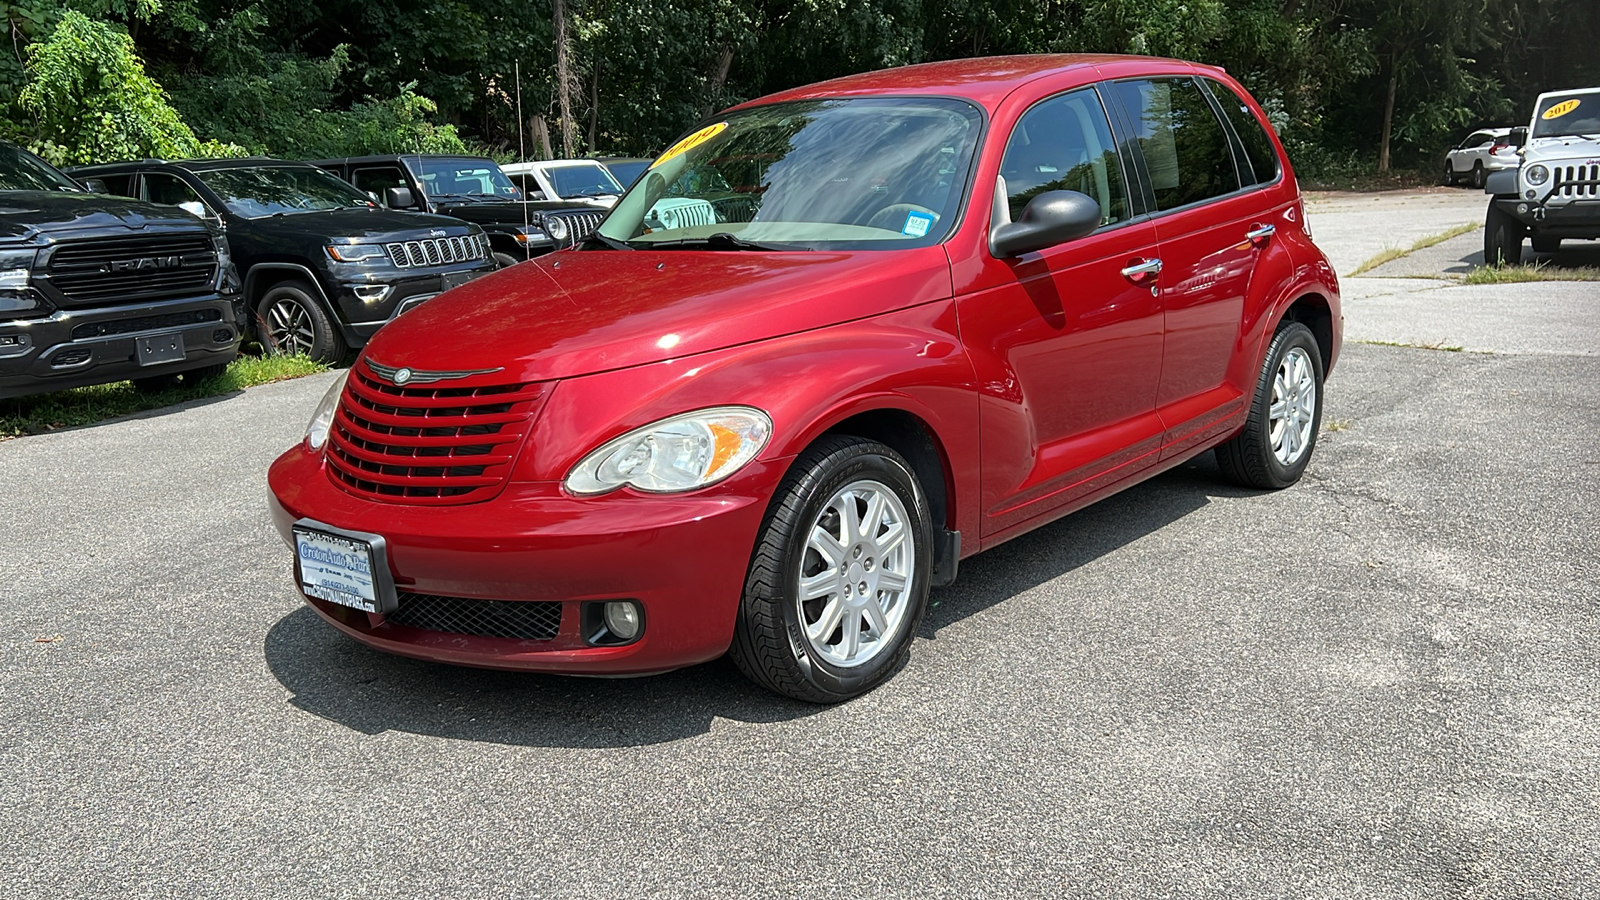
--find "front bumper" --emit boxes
[0,292,241,399]
[267,444,787,675]
[1494,196,1600,237]
[336,263,497,341]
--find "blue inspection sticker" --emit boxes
[902,211,935,237]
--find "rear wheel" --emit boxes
[729,436,932,703]
[1483,203,1524,266]
[1216,322,1324,490]
[256,280,346,364]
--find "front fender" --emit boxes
[511,299,980,539]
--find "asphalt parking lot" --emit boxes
[3,189,1597,899]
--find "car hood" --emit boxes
[1524,139,1600,162]
[0,190,216,243]
[359,246,954,382]
[243,206,478,243]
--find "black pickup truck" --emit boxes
[309,154,608,264]
[72,158,497,363]
[0,142,242,399]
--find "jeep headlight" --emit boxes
[326,244,388,263]
[545,216,570,244]
[1525,165,1549,186]
[564,407,772,495]
[305,369,350,451]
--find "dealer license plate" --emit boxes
[294,526,386,613]
[135,333,185,366]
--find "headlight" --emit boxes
[0,247,37,289]
[326,244,388,263]
[1525,165,1549,186]
[305,369,350,450]
[545,217,569,243]
[564,406,772,495]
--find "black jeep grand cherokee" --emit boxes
[0,142,242,400]
[71,158,496,363]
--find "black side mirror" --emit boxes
[990,189,1103,258]
[1510,126,1529,148]
[79,178,109,194]
[384,186,418,209]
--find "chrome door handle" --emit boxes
[1247,224,1277,243]
[1120,258,1163,280]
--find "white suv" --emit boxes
[501,159,623,208]
[1484,87,1600,264]
[1445,127,1516,188]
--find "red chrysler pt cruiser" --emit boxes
[269,55,1341,702]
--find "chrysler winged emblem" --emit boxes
[365,359,503,385]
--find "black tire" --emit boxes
[1215,321,1325,490]
[493,251,519,269]
[1470,162,1485,189]
[1531,234,1561,254]
[256,280,347,364]
[1444,160,1457,186]
[729,436,933,703]
[1483,202,1524,266]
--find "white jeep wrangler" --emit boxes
[1484,87,1600,265]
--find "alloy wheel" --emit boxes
[266,297,316,356]
[1269,346,1317,466]
[796,479,915,669]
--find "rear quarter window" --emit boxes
[1204,78,1281,186]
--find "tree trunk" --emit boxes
[588,60,599,150]
[1378,53,1398,173]
[703,45,734,116]
[553,0,576,157]
[532,113,554,160]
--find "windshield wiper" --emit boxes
[637,232,798,251]
[580,232,633,251]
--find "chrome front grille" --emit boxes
[386,234,490,268]
[544,209,606,248]
[325,359,544,504]
[1553,164,1600,198]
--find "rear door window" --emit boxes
[1108,77,1242,211]
[1203,78,1282,187]
[999,87,1132,227]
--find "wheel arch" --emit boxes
[1261,288,1339,378]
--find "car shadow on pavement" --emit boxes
[920,452,1242,637]
[263,452,1253,748]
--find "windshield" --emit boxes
[1532,92,1600,139]
[0,143,82,192]
[548,163,622,198]
[197,165,374,217]
[406,157,521,200]
[604,159,650,188]
[597,97,984,251]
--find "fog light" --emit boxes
[603,601,641,640]
[1525,189,1537,199]
[1518,203,1529,214]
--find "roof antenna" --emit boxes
[516,59,531,260]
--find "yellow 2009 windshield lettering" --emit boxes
[651,123,729,169]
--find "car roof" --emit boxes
[309,154,497,167]
[733,54,1200,111]
[71,157,315,174]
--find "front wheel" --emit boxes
[1215,321,1325,490]
[1443,160,1457,186]
[1470,162,1486,189]
[256,280,347,364]
[1483,203,1524,266]
[493,251,519,269]
[729,436,933,703]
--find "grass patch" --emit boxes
[1462,262,1600,284]
[1323,418,1353,432]
[1349,223,1481,276]
[1,354,326,440]
[1359,339,1466,352]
